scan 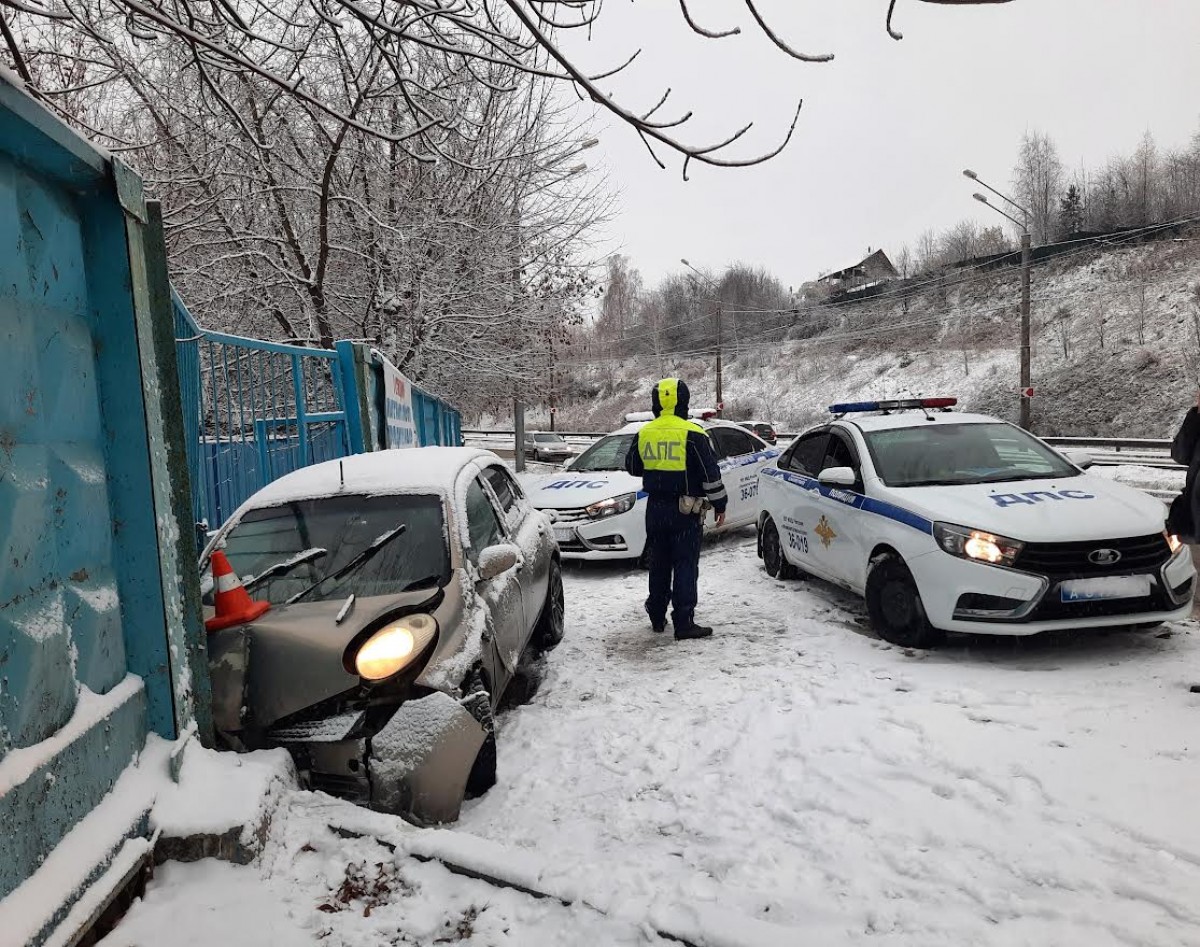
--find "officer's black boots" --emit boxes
[645,603,666,634]
[674,622,713,640]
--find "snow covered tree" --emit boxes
[1013,130,1064,245]
[1059,185,1085,239]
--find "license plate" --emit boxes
[553,526,575,543]
[1059,575,1153,603]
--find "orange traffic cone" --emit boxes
[206,550,271,632]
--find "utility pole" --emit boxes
[1019,231,1031,430]
[964,170,1035,431]
[715,302,723,416]
[514,399,526,472]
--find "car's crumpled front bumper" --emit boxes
[269,692,486,825]
[209,629,486,824]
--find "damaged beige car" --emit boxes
[200,448,565,824]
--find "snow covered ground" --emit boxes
[102,529,1200,946]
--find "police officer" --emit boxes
[625,378,728,639]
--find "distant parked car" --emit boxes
[739,420,778,445]
[200,448,564,824]
[524,431,574,463]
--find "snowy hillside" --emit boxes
[547,236,1200,438]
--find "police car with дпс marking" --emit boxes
[756,398,1195,647]
[526,410,781,561]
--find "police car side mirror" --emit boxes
[818,466,857,487]
[1062,449,1094,470]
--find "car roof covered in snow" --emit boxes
[242,447,495,510]
[838,411,1000,433]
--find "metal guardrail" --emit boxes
[464,430,1182,460]
[464,429,1187,492]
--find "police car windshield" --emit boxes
[571,433,635,471]
[864,423,1079,488]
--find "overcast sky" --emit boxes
[560,0,1200,289]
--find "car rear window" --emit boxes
[216,494,449,604]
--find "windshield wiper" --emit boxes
[285,524,408,606]
[401,574,445,592]
[965,471,1061,485]
[244,548,327,592]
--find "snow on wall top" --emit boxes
[241,447,496,510]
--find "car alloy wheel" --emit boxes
[533,559,565,650]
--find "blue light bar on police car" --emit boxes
[828,397,957,415]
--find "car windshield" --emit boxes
[864,422,1079,488]
[535,434,565,444]
[215,494,450,604]
[570,433,635,471]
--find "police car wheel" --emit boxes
[865,554,945,649]
[762,517,799,580]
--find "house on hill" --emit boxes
[817,248,899,293]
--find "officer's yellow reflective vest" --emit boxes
[637,413,706,474]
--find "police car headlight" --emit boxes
[933,523,1023,568]
[586,492,637,519]
[1166,531,1184,555]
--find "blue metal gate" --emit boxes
[173,297,351,530]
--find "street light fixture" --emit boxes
[540,137,600,169]
[963,169,1034,430]
[680,258,724,416]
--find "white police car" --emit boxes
[757,398,1196,647]
[527,411,781,561]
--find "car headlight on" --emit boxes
[352,613,438,681]
[586,492,637,519]
[933,522,1024,568]
[1166,531,1184,555]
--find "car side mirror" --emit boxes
[1062,449,1094,470]
[477,544,520,581]
[818,466,857,487]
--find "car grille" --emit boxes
[546,505,592,525]
[307,771,370,803]
[1015,534,1171,580]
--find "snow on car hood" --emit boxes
[891,472,1167,543]
[525,470,644,510]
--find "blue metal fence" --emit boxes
[413,385,463,448]
[173,297,351,530]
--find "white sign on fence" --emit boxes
[381,357,418,449]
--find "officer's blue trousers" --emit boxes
[644,496,703,628]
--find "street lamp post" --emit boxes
[964,170,1034,431]
[681,259,723,416]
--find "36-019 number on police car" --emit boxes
[787,531,809,554]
